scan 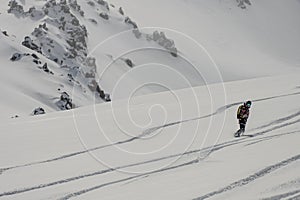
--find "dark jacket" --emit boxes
[237,104,250,120]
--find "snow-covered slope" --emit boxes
[0,1,299,199]
[0,73,299,199]
[1,0,300,119]
[109,0,300,79]
[0,0,190,118]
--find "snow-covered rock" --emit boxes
[10,52,23,61]
[32,107,45,115]
[56,92,73,110]
[148,31,177,57]
[118,7,124,15]
[22,36,41,53]
[237,0,251,9]
[99,12,109,20]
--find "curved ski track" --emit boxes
[0,92,299,199]
[193,155,300,200]
[1,92,299,175]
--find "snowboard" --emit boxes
[234,130,254,137]
[234,129,243,137]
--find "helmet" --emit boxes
[245,101,252,108]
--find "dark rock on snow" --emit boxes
[99,12,109,20]
[56,92,73,110]
[10,53,22,61]
[33,107,45,115]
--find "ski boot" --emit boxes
[234,128,245,137]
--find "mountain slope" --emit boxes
[0,73,299,199]
[109,0,300,79]
[0,0,192,119]
[1,0,300,120]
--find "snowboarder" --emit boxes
[235,100,252,137]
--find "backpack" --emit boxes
[237,105,249,119]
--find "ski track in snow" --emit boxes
[262,189,300,200]
[215,130,299,152]
[1,92,299,176]
[250,118,300,137]
[53,154,300,200]
[200,114,300,158]
[193,155,300,200]
[0,128,150,174]
[250,110,300,131]
[287,194,300,200]
[244,135,279,147]
[0,126,299,198]
[58,159,201,200]
[143,92,300,135]
[0,97,232,174]
[0,93,299,198]
[268,178,300,192]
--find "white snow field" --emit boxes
[109,0,300,78]
[0,0,300,199]
[0,73,300,200]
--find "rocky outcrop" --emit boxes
[10,52,54,75]
[7,0,24,17]
[125,17,138,29]
[56,92,74,110]
[2,30,9,36]
[123,17,178,57]
[84,57,97,78]
[6,0,180,110]
[87,1,95,7]
[124,58,134,68]
[237,0,251,9]
[26,6,45,20]
[148,31,177,57]
[99,12,109,20]
[8,0,44,19]
[32,107,45,115]
[88,18,97,24]
[8,0,110,102]
[87,80,111,102]
[40,63,54,74]
[68,0,85,16]
[118,7,124,15]
[10,53,23,61]
[22,36,42,53]
[95,0,110,11]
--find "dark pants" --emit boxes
[239,119,247,132]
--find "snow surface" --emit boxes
[0,73,300,199]
[0,0,300,199]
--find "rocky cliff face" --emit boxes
[1,0,183,116]
[8,0,110,105]
[5,0,179,112]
